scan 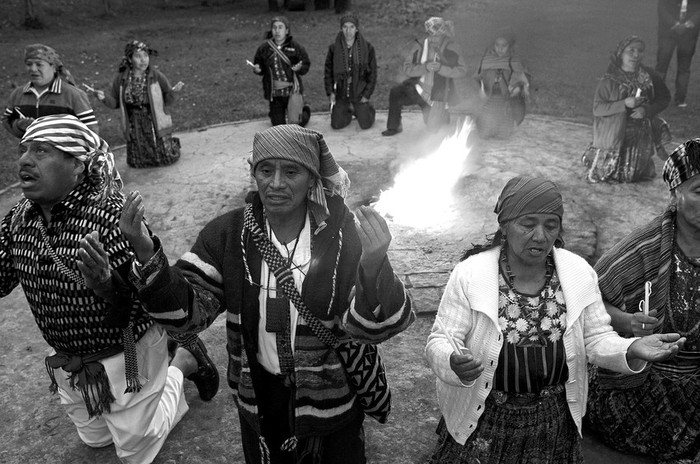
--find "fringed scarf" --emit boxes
[332,31,370,82]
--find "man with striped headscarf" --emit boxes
[382,16,467,136]
[0,115,219,464]
[120,124,414,463]
[587,138,700,462]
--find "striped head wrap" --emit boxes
[494,175,563,225]
[662,138,700,190]
[21,115,123,203]
[250,125,350,225]
[425,17,454,37]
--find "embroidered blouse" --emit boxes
[493,253,569,392]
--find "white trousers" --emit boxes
[53,325,189,464]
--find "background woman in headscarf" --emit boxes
[2,43,98,138]
[382,17,467,136]
[425,175,684,464]
[582,35,671,183]
[474,31,531,139]
[324,13,377,130]
[252,16,311,127]
[91,40,184,168]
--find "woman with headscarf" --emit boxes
[582,35,672,183]
[119,124,414,463]
[382,17,467,136]
[91,40,184,168]
[474,31,531,139]
[586,138,700,463]
[425,175,685,464]
[1,44,98,138]
[252,16,312,127]
[324,13,377,130]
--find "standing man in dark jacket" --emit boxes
[252,16,311,126]
[656,0,700,107]
[324,13,377,130]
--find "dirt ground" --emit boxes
[0,0,697,463]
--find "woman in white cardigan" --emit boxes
[425,175,685,464]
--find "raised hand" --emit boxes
[120,191,155,263]
[77,231,111,289]
[354,206,391,279]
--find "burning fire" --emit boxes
[374,118,474,229]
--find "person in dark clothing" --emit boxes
[655,0,700,107]
[252,16,311,127]
[324,13,377,130]
[382,17,467,137]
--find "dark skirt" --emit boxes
[583,117,655,183]
[426,388,583,464]
[587,365,700,462]
[125,106,181,168]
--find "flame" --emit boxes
[374,118,474,229]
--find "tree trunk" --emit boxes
[24,0,44,29]
[268,0,279,11]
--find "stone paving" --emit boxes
[0,111,672,463]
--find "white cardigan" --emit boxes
[425,246,645,445]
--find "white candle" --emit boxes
[643,281,652,316]
[435,317,462,355]
[635,88,642,98]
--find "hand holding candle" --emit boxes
[638,281,652,330]
[435,316,484,384]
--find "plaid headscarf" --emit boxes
[249,125,350,225]
[494,175,564,225]
[424,17,454,37]
[663,138,700,190]
[20,115,123,204]
[24,43,75,86]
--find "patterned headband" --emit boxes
[663,138,700,190]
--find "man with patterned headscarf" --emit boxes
[0,115,219,464]
[587,138,700,462]
[1,44,98,138]
[120,124,415,463]
[382,17,467,136]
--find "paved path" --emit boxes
[0,111,670,463]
